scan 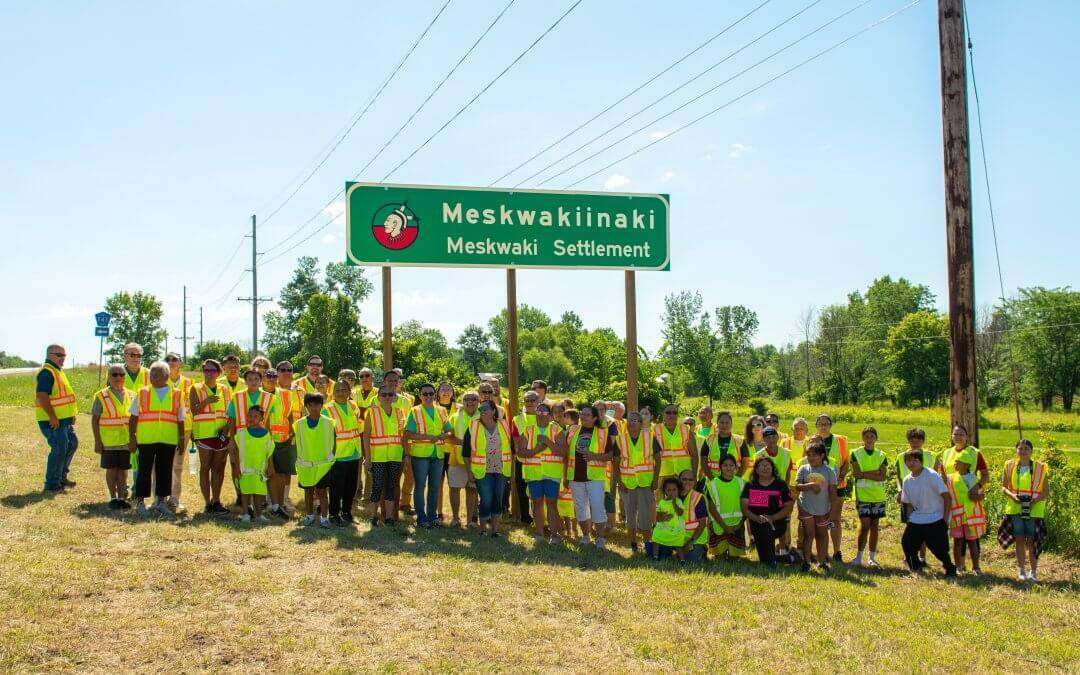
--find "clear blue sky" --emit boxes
[2,0,1076,364]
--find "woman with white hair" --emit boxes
[127,361,186,517]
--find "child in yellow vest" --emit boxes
[294,393,336,528]
[947,454,986,575]
[650,477,685,561]
[557,482,578,541]
[231,405,276,523]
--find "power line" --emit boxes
[255,0,451,236]
[354,0,518,180]
[520,0,832,189]
[210,270,248,309]
[379,0,586,182]
[486,0,775,187]
[561,0,923,189]
[812,320,1080,348]
[198,234,246,295]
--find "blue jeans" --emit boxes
[38,419,78,490]
[411,455,445,525]
[477,473,507,521]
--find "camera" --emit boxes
[1018,494,1033,519]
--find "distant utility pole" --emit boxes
[180,285,192,360]
[199,306,204,352]
[238,214,272,357]
[938,0,979,446]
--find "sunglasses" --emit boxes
[108,372,124,377]
[420,391,435,397]
[752,422,764,428]
[125,353,142,358]
[278,367,293,372]
[50,352,67,357]
[202,367,219,373]
[359,373,373,379]
[379,393,395,398]
[664,411,677,416]
[308,362,323,367]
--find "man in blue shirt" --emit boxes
[35,344,79,492]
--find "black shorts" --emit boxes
[301,470,333,490]
[836,486,853,499]
[100,449,131,470]
[272,442,297,476]
[857,501,886,519]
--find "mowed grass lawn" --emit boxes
[1,406,1079,671]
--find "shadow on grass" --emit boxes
[0,489,66,508]
[62,502,1080,591]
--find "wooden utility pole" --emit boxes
[624,271,639,411]
[382,267,393,370]
[938,0,979,446]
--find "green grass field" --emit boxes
[1,405,1079,671]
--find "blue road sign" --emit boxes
[94,311,112,328]
[94,326,109,337]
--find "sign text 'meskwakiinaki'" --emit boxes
[346,182,669,271]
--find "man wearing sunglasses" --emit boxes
[92,365,135,508]
[121,343,150,392]
[35,344,79,492]
[294,355,334,397]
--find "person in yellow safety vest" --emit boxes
[189,359,230,514]
[1001,438,1049,582]
[754,426,794,559]
[231,404,276,523]
[294,392,336,528]
[814,413,850,563]
[518,401,565,544]
[677,469,709,563]
[556,404,615,549]
[268,361,300,517]
[851,426,888,568]
[783,417,811,469]
[694,406,716,481]
[699,410,743,482]
[352,367,380,508]
[293,354,334,398]
[404,383,453,529]
[249,355,271,376]
[363,386,409,527]
[614,411,659,555]
[383,369,415,518]
[164,353,193,514]
[461,399,513,537]
[224,369,280,507]
[127,362,185,518]
[651,477,685,561]
[443,391,480,528]
[213,353,238,396]
[704,454,747,560]
[946,453,986,575]
[92,365,135,508]
[511,391,542,528]
[35,343,80,493]
[557,481,578,541]
[739,415,767,479]
[485,376,512,421]
[654,404,696,488]
[325,380,365,525]
[937,424,990,502]
[121,342,150,393]
[433,380,459,522]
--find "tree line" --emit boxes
[99,259,1079,412]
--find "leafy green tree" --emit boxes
[1008,287,1080,411]
[104,291,166,364]
[487,304,551,378]
[193,340,247,366]
[296,293,367,377]
[975,305,1011,408]
[660,291,758,404]
[521,347,576,391]
[884,311,949,407]
[457,324,493,375]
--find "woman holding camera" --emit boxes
[1001,439,1049,582]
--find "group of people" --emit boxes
[34,343,1051,580]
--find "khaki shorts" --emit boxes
[621,486,655,531]
[447,465,472,489]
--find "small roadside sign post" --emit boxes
[95,311,112,387]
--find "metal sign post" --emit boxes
[94,311,112,387]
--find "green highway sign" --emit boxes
[346,182,670,271]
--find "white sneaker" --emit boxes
[1029,571,1038,582]
[282,503,296,516]
[578,536,590,547]
[1019,570,1028,581]
[301,514,316,527]
[595,537,606,550]
[240,513,252,523]
[154,502,174,517]
[319,517,331,528]
[257,514,270,523]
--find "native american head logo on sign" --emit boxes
[370,202,420,250]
